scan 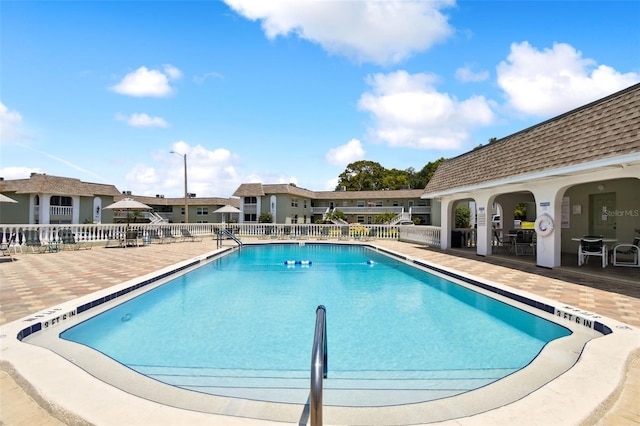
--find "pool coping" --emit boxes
[1,241,639,425]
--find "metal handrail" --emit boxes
[310,305,327,426]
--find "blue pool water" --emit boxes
[61,244,571,405]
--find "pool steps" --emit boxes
[129,365,516,406]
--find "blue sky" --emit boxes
[1,1,639,198]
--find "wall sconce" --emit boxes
[96,206,100,215]
[597,184,605,191]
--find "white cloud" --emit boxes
[194,72,224,85]
[0,166,43,180]
[358,70,495,150]
[223,0,455,65]
[497,41,640,116]
[0,102,26,143]
[116,112,169,128]
[325,139,366,165]
[125,142,243,198]
[110,65,182,97]
[455,65,490,83]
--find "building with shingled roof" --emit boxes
[422,83,640,268]
[233,182,429,224]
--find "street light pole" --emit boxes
[170,151,188,223]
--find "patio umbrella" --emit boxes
[0,194,18,203]
[213,204,241,223]
[103,198,152,224]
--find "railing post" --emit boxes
[311,305,327,426]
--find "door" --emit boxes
[589,192,616,238]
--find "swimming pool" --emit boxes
[59,244,570,405]
[18,242,609,424]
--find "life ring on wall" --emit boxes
[535,213,554,236]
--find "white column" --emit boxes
[474,193,493,256]
[439,197,453,249]
[531,186,563,268]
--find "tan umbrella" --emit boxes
[103,198,152,224]
[213,204,241,223]
[0,194,18,203]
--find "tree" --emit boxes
[455,205,471,228]
[258,212,273,223]
[336,160,386,191]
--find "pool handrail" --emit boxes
[310,305,327,426]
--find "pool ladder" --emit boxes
[216,229,242,248]
[310,305,327,426]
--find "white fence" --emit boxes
[0,223,443,248]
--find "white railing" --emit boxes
[50,206,73,216]
[0,223,443,248]
[399,226,441,247]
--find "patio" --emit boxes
[0,238,638,425]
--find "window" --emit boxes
[357,201,365,207]
[293,215,298,224]
[376,201,382,207]
[196,220,208,224]
[244,196,257,204]
[291,198,298,208]
[244,213,257,222]
[393,200,400,207]
[50,196,72,206]
[303,200,307,209]
[180,208,185,215]
[196,207,208,216]
[357,216,365,223]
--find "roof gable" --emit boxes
[424,83,640,195]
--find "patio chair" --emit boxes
[578,236,607,268]
[362,228,377,241]
[297,226,309,240]
[181,228,203,242]
[611,237,640,267]
[514,230,535,256]
[0,239,14,261]
[59,229,90,250]
[339,226,351,240]
[124,229,142,247]
[493,230,511,253]
[161,227,179,243]
[24,229,47,253]
[148,228,170,244]
[318,227,330,240]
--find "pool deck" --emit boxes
[1,238,639,425]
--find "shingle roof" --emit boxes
[0,174,121,197]
[423,83,640,196]
[233,182,425,200]
[117,194,239,207]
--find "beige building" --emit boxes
[0,173,239,225]
[233,183,430,224]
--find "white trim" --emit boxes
[422,153,640,199]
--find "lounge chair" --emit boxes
[611,237,640,267]
[148,228,170,244]
[161,227,179,243]
[181,228,203,242]
[578,236,607,268]
[24,229,47,253]
[59,229,90,250]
